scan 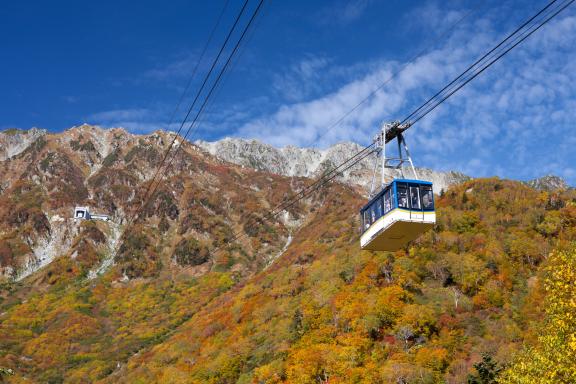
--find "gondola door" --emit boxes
[409,184,423,221]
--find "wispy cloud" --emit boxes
[319,0,375,25]
[90,108,152,122]
[232,4,576,183]
[87,107,179,134]
[272,56,331,101]
[86,100,231,138]
[144,52,201,81]
[62,95,78,104]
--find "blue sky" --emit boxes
[1,0,575,184]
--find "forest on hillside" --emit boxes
[0,178,575,383]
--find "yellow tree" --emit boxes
[499,244,576,383]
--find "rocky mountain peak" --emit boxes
[0,127,472,281]
[0,126,301,281]
[195,137,470,193]
[525,174,568,191]
[0,127,47,161]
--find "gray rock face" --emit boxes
[0,127,47,161]
[525,175,569,191]
[195,137,470,194]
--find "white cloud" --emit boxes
[319,0,375,25]
[62,95,78,104]
[87,107,180,134]
[232,5,576,183]
[144,52,201,81]
[86,98,229,138]
[405,2,468,33]
[272,56,331,101]
[89,108,152,122]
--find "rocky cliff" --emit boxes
[0,127,47,161]
[0,125,302,281]
[196,137,470,194]
[525,174,569,191]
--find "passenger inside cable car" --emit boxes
[360,179,436,251]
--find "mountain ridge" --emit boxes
[195,137,470,194]
[2,126,569,193]
[0,125,570,281]
[524,174,568,191]
[1,124,371,282]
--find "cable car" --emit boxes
[360,121,436,251]
[360,179,435,251]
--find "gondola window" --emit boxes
[384,188,392,213]
[410,185,421,210]
[422,185,434,210]
[397,184,409,209]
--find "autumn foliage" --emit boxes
[1,165,575,383]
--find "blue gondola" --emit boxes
[360,122,436,251]
[360,179,435,251]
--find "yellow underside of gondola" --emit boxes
[361,208,435,251]
[362,220,434,251]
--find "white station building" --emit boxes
[73,206,110,222]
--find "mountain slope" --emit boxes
[0,125,339,383]
[0,128,47,162]
[0,125,310,281]
[1,126,575,383]
[2,174,574,382]
[525,174,569,191]
[103,178,576,383]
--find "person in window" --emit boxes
[384,191,391,212]
[422,193,430,209]
[399,191,408,208]
[411,193,419,209]
[423,191,435,209]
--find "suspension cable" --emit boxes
[404,0,573,126]
[125,0,252,229]
[127,0,265,229]
[206,0,574,259]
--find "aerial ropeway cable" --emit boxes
[130,0,482,239]
[124,0,481,257]
[125,0,266,230]
[107,0,268,281]
[125,0,233,230]
[133,0,266,228]
[128,0,251,226]
[206,0,574,257]
[400,0,573,128]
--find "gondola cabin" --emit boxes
[360,179,435,251]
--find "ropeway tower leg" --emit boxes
[370,121,419,196]
[369,148,380,197]
[399,133,419,180]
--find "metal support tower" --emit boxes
[369,121,419,197]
